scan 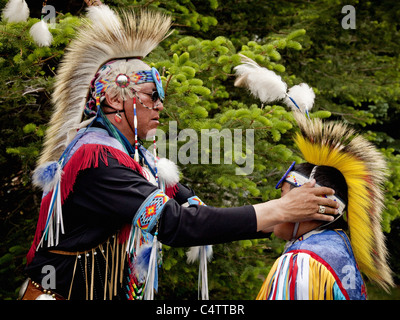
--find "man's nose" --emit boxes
[155,101,164,111]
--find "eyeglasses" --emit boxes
[139,90,162,102]
[135,90,163,110]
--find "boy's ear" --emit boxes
[104,92,124,110]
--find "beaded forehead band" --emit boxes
[94,59,164,103]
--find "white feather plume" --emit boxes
[186,246,201,264]
[2,0,29,23]
[284,83,315,113]
[157,158,180,187]
[86,4,120,30]
[234,54,287,103]
[32,161,62,193]
[186,245,213,264]
[29,20,53,47]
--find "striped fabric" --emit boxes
[257,251,346,300]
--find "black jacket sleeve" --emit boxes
[72,156,266,247]
[158,201,263,247]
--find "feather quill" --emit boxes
[234,55,316,117]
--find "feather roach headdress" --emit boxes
[234,54,394,291]
[292,113,393,291]
[35,5,172,172]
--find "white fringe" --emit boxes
[143,234,160,300]
[37,180,64,249]
[186,245,213,300]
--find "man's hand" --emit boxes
[278,179,339,222]
[254,179,339,232]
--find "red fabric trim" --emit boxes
[26,191,53,265]
[272,255,287,300]
[60,144,143,203]
[289,254,297,299]
[118,224,132,244]
[27,144,143,265]
[165,184,179,198]
[287,249,350,300]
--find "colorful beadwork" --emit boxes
[187,196,206,207]
[134,190,169,231]
[96,62,164,99]
[151,67,164,101]
[275,161,296,189]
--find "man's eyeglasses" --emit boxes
[135,90,163,110]
[140,90,162,102]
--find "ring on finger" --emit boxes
[318,205,326,214]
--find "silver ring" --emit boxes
[318,205,326,214]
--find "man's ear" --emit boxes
[105,92,124,110]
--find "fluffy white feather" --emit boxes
[284,83,315,113]
[186,245,213,264]
[29,20,53,47]
[2,0,29,23]
[186,246,201,264]
[157,158,180,187]
[234,54,287,103]
[32,161,62,193]
[86,4,120,30]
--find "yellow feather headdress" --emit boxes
[293,112,394,291]
[36,5,172,170]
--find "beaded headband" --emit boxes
[275,161,346,216]
[97,62,164,101]
[85,59,164,117]
[284,171,346,215]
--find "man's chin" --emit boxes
[144,128,158,139]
